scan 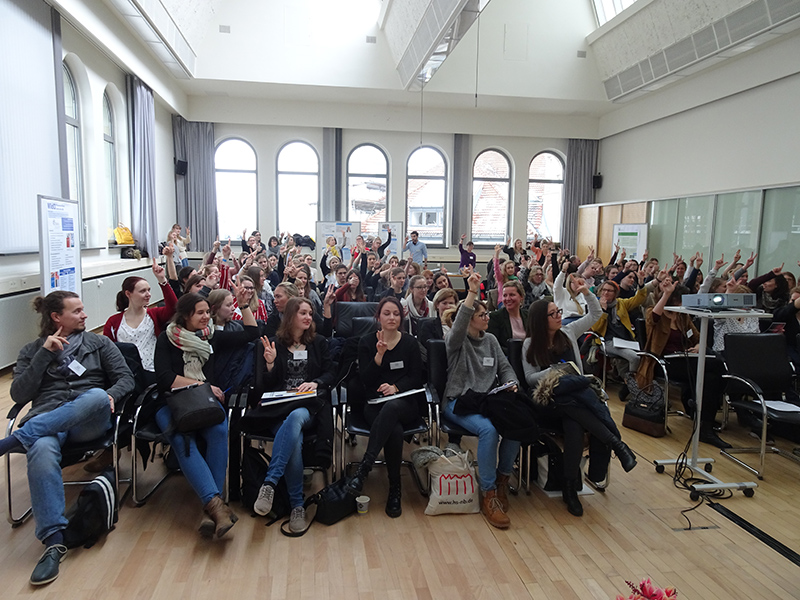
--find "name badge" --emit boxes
[390,361,404,370]
[686,329,693,339]
[68,359,86,376]
[483,357,495,367]
[293,350,308,360]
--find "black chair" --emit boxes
[5,342,140,526]
[721,333,800,479]
[129,384,175,506]
[335,361,430,495]
[333,302,379,338]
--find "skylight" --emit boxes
[592,0,639,26]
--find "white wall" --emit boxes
[596,71,800,204]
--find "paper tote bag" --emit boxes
[424,451,480,515]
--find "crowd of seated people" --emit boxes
[4,222,799,586]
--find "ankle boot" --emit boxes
[198,508,215,538]
[385,482,402,518]
[481,489,510,529]
[562,480,583,517]
[611,438,637,473]
[347,460,372,495]
[203,495,238,538]
[495,473,510,512]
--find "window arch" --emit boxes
[471,149,510,245]
[62,63,85,242]
[215,138,258,241]
[103,92,118,238]
[528,151,564,242]
[407,146,446,246]
[347,144,387,237]
[277,141,319,234]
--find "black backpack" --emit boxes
[62,469,118,549]
[240,445,291,524]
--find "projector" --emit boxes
[682,293,757,310]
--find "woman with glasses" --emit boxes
[231,275,269,322]
[522,286,636,517]
[402,275,434,335]
[442,272,520,529]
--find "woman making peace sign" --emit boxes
[347,297,424,518]
[252,297,335,532]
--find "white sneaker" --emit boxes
[289,506,307,533]
[253,483,275,516]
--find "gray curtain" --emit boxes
[561,139,598,253]
[126,76,158,258]
[172,115,217,252]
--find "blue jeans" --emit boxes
[443,399,520,492]
[264,408,311,508]
[155,405,228,506]
[180,258,189,267]
[13,388,111,542]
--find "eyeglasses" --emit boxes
[547,309,563,318]
[241,286,255,291]
[413,285,428,290]
[474,312,490,320]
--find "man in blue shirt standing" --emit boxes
[405,231,428,268]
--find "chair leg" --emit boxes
[131,441,173,506]
[5,452,32,527]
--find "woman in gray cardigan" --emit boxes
[522,289,636,517]
[443,273,520,529]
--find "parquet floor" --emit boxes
[1,369,799,599]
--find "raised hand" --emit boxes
[695,252,704,269]
[772,262,784,275]
[494,244,502,256]
[587,245,595,260]
[261,336,277,366]
[520,255,530,269]
[323,284,335,307]
[43,326,68,352]
[732,249,742,264]
[467,272,481,294]
[460,233,466,241]
[212,236,221,252]
[375,330,388,355]
[714,254,725,271]
[152,257,166,284]
[660,277,677,296]
[643,249,649,261]
[162,242,174,257]
[744,251,757,269]
[222,241,232,259]
[206,271,220,289]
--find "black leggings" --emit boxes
[362,396,421,485]
[665,355,725,427]
[555,405,615,483]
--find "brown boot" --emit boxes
[481,489,510,529]
[203,495,238,538]
[198,509,215,538]
[495,473,510,512]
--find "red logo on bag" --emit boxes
[438,473,475,496]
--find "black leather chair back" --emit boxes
[351,316,379,338]
[724,333,794,396]
[334,302,379,338]
[635,317,648,351]
[426,339,448,401]
[507,339,529,394]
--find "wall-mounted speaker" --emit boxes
[592,174,603,189]
[175,159,187,176]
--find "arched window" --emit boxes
[528,152,564,242]
[63,63,85,242]
[103,92,118,238]
[277,141,319,234]
[347,144,387,237]
[407,146,446,245]
[471,149,510,245]
[215,138,258,241]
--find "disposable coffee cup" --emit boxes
[303,468,313,486]
[356,495,370,514]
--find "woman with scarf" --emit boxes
[522,288,636,517]
[518,258,552,309]
[402,275,434,335]
[154,284,259,538]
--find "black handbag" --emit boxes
[307,477,356,526]
[622,373,666,437]
[166,383,225,433]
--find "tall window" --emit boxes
[277,141,319,234]
[347,144,387,237]
[215,138,257,241]
[407,146,446,245]
[528,152,564,242]
[471,149,510,245]
[63,64,85,242]
[103,92,118,239]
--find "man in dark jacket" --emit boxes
[1,291,134,586]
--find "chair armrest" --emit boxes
[636,351,669,380]
[583,331,606,351]
[424,384,440,406]
[722,374,765,399]
[6,403,23,421]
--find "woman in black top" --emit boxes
[154,288,258,538]
[347,297,424,517]
[252,297,335,533]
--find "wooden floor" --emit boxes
[2,370,800,599]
